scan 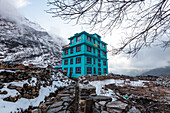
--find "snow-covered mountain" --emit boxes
[0,15,63,66]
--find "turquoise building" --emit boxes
[62,31,108,78]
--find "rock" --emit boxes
[47,106,63,113]
[32,109,42,113]
[39,103,47,109]
[107,107,122,113]
[50,101,63,108]
[0,90,8,94]
[91,95,112,102]
[0,84,4,89]
[101,111,109,113]
[79,100,86,106]
[95,102,101,109]
[98,101,108,106]
[127,107,141,113]
[57,94,71,97]
[106,101,128,110]
[7,84,17,89]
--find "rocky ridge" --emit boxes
[0,15,62,66]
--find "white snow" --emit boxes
[0,76,71,113]
[89,79,149,100]
[0,70,16,73]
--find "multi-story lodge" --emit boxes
[62,31,108,78]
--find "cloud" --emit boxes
[108,47,170,76]
[13,0,31,8]
[0,0,25,24]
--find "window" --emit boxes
[76,46,81,52]
[103,52,106,56]
[87,36,91,42]
[93,39,95,44]
[98,63,101,67]
[71,39,73,44]
[87,46,91,52]
[98,50,100,57]
[87,57,91,64]
[76,57,81,64]
[98,68,101,71]
[71,48,73,54]
[76,67,81,74]
[93,59,95,64]
[65,49,68,55]
[76,36,81,42]
[94,68,96,74]
[103,61,106,66]
[98,41,100,45]
[64,60,68,65]
[70,67,73,73]
[87,67,92,74]
[99,72,101,75]
[104,68,107,73]
[102,44,105,48]
[97,36,100,39]
[93,48,95,53]
[64,68,68,72]
[70,59,73,64]
[98,59,101,62]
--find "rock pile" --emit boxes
[0,70,30,83]
[155,76,170,88]
[78,76,131,113]
[25,85,76,113]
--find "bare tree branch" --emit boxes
[46,0,170,55]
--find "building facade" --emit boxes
[62,31,108,78]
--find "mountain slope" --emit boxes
[141,66,170,76]
[0,16,62,66]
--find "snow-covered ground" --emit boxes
[89,79,149,100]
[0,74,71,113]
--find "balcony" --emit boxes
[62,44,70,50]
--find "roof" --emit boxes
[54,65,62,68]
[68,31,108,45]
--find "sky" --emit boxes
[1,0,170,75]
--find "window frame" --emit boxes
[71,39,73,44]
[65,49,68,55]
[87,46,91,52]
[93,48,95,53]
[87,57,91,64]
[70,67,73,73]
[103,61,106,66]
[76,36,81,42]
[94,68,96,74]
[93,39,95,44]
[87,67,92,74]
[64,60,68,65]
[76,67,81,74]
[71,48,73,54]
[70,59,73,64]
[102,44,105,48]
[76,57,81,64]
[87,36,91,42]
[104,68,107,73]
[103,51,106,56]
[76,46,81,52]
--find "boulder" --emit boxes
[106,101,128,110]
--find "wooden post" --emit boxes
[85,98,93,113]
[75,83,79,113]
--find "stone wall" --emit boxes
[78,77,129,113]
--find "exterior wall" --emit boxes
[62,31,108,78]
